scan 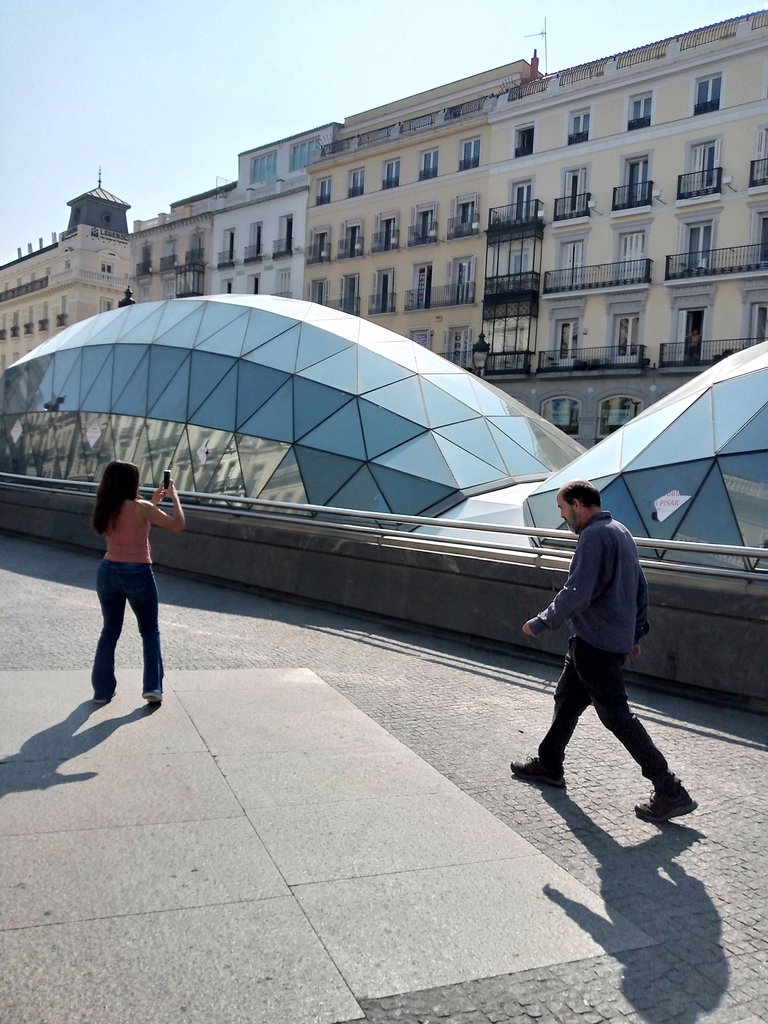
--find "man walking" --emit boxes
[511,479,697,823]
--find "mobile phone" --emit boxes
[163,469,171,490]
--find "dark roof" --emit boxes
[67,187,130,209]
[169,180,237,209]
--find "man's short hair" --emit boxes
[559,479,602,508]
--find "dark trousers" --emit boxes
[538,636,669,785]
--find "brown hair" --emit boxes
[92,460,140,535]
[559,479,601,508]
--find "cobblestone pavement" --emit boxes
[2,534,767,1024]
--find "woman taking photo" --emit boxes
[91,460,185,705]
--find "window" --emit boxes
[752,129,768,187]
[410,329,431,348]
[628,95,651,131]
[751,303,767,341]
[250,152,277,184]
[614,315,640,359]
[686,221,713,269]
[317,177,332,205]
[695,75,721,115]
[515,125,534,158]
[164,280,177,300]
[246,223,263,262]
[443,327,471,365]
[341,274,359,314]
[289,138,320,171]
[512,181,533,220]
[560,239,585,273]
[569,111,590,145]
[557,168,589,219]
[557,320,579,361]
[371,268,395,314]
[310,279,328,305]
[99,299,113,313]
[459,138,480,171]
[251,276,260,295]
[277,269,291,297]
[542,397,580,435]
[619,230,646,262]
[382,159,400,189]
[615,157,651,210]
[348,168,365,198]
[599,397,640,437]
[689,141,720,192]
[420,149,439,180]
[101,262,113,275]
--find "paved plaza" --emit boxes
[1,533,766,1024]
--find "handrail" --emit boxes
[2,472,766,585]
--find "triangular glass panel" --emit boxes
[258,449,308,504]
[298,345,359,392]
[470,377,529,417]
[114,302,166,344]
[330,465,392,513]
[303,310,362,343]
[435,419,507,473]
[241,323,301,373]
[298,401,366,459]
[184,425,231,492]
[424,370,483,410]
[293,378,353,439]
[166,425,196,494]
[189,364,238,432]
[358,398,425,459]
[144,418,186,486]
[75,309,123,348]
[238,379,294,442]
[194,311,250,356]
[24,355,54,412]
[358,348,414,394]
[204,433,245,496]
[236,361,290,430]
[487,422,552,475]
[187,351,233,420]
[192,301,252,349]
[363,376,430,426]
[152,301,206,348]
[239,309,299,356]
[720,403,768,455]
[53,314,105,352]
[420,378,477,427]
[623,459,712,539]
[528,419,586,470]
[596,476,648,537]
[80,348,114,413]
[373,432,456,487]
[293,446,362,505]
[147,347,191,416]
[234,434,291,497]
[51,349,83,410]
[619,393,700,467]
[712,369,768,451]
[412,346,456,375]
[432,434,505,488]
[369,463,456,516]
[296,323,354,372]
[673,462,744,553]
[363,339,419,373]
[626,392,715,471]
[112,348,150,416]
[719,452,768,548]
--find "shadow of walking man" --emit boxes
[0,701,156,800]
[540,790,728,1023]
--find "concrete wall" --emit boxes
[2,485,766,710]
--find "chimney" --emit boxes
[17,247,22,259]
[39,237,43,249]
[27,243,33,254]
[530,49,540,80]
[52,232,58,244]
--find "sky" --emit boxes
[0,0,761,265]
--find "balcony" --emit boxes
[159,254,177,271]
[484,350,532,376]
[515,141,534,158]
[272,239,293,259]
[408,224,438,246]
[337,237,364,260]
[458,156,480,171]
[544,258,652,293]
[38,318,49,331]
[56,313,68,327]
[487,200,544,236]
[185,248,205,264]
[628,115,651,131]
[659,336,764,368]
[749,158,768,188]
[0,329,5,340]
[447,217,480,240]
[677,167,722,200]
[0,277,48,304]
[554,192,591,221]
[612,180,653,211]
[368,293,397,315]
[381,176,400,190]
[568,130,589,145]
[404,282,475,311]
[665,243,768,280]
[316,192,331,205]
[244,244,263,263]
[23,322,34,335]
[217,251,236,268]
[347,184,365,198]
[326,296,360,315]
[537,345,650,373]
[371,230,399,253]
[136,260,152,275]
[484,271,540,303]
[10,325,20,337]
[176,264,205,298]
[419,166,438,181]
[694,98,720,116]
[307,245,331,265]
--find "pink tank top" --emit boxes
[105,500,151,563]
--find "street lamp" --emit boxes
[472,331,490,375]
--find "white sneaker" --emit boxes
[142,691,163,704]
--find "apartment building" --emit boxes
[305,60,532,366]
[0,187,130,372]
[130,182,236,302]
[482,10,768,444]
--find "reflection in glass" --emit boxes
[542,397,580,436]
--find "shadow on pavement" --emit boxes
[0,701,155,800]
[541,788,728,1023]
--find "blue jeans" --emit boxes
[92,560,164,699]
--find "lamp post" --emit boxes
[472,331,490,375]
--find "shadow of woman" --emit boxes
[540,789,728,1024]
[0,702,156,800]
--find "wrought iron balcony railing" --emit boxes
[694,98,720,115]
[56,313,68,327]
[371,230,399,253]
[487,199,543,232]
[184,249,205,264]
[484,350,532,375]
[665,243,768,280]
[447,217,480,240]
[136,260,152,275]
[515,141,534,158]
[483,272,541,301]
[458,156,480,171]
[315,192,331,205]
[404,282,475,311]
[347,184,365,198]
[159,254,177,271]
[10,325,20,337]
[368,293,397,315]
[381,176,400,190]
[568,130,589,145]
[0,277,48,303]
[306,245,331,265]
[677,167,722,199]
[659,336,765,368]
[749,158,768,188]
[244,244,263,263]
[544,258,652,293]
[612,180,653,211]
[217,251,235,268]
[537,345,650,373]
[24,323,34,335]
[408,224,438,246]
[418,166,438,181]
[325,296,360,315]
[337,237,364,259]
[553,192,591,221]
[38,318,49,331]
[272,239,293,259]
[627,115,651,131]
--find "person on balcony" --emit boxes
[686,327,702,362]
[510,479,698,823]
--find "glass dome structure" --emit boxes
[0,295,582,516]
[524,342,768,566]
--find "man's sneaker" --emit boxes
[510,757,565,789]
[635,786,697,822]
[92,696,111,705]
[142,691,163,704]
